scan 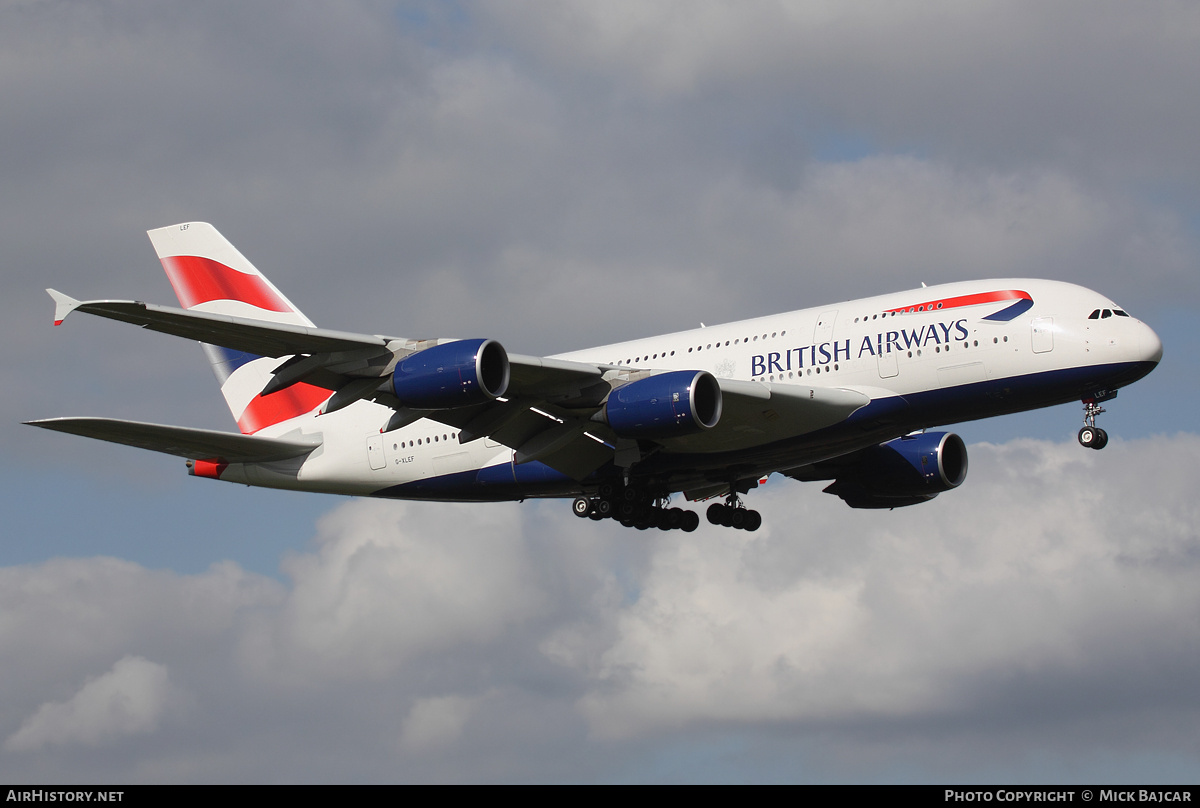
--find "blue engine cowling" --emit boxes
[390,338,510,409]
[823,431,968,509]
[603,370,722,439]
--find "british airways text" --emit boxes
[751,318,970,376]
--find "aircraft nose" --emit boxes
[1140,322,1164,364]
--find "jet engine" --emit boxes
[390,338,510,408]
[821,431,968,509]
[601,370,722,439]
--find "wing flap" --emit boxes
[26,417,321,462]
[661,380,871,452]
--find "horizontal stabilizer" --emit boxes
[26,417,321,462]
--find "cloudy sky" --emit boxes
[3,0,1198,783]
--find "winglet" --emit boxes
[46,289,81,326]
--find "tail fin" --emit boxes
[148,222,330,435]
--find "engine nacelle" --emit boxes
[603,370,722,439]
[824,431,968,509]
[390,338,510,409]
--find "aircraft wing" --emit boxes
[44,289,873,482]
[661,380,871,453]
[47,290,390,357]
[412,377,872,480]
[26,417,321,462]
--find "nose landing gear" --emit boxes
[1077,399,1109,450]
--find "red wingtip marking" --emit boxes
[160,255,292,312]
[53,319,63,326]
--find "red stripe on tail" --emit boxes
[236,383,331,434]
[161,255,292,312]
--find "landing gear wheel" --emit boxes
[595,499,614,517]
[1078,426,1109,450]
[666,508,684,529]
[743,510,762,532]
[1079,398,1110,450]
[707,503,725,525]
[572,497,591,517]
[681,511,700,532]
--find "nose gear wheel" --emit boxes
[1077,399,1109,450]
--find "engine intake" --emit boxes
[824,431,968,509]
[391,338,510,409]
[602,370,722,439]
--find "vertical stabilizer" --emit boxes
[147,222,330,435]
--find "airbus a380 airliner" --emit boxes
[30,223,1162,532]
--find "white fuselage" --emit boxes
[215,278,1162,500]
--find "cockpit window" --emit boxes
[1088,309,1101,319]
[1114,310,1129,317]
[1101,309,1113,318]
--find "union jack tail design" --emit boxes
[147,223,331,435]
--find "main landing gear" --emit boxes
[572,482,765,532]
[572,484,700,532]
[706,494,762,532]
[1077,398,1109,450]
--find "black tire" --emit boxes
[1094,428,1109,450]
[730,508,746,529]
[572,497,592,517]
[681,511,700,532]
[707,503,725,525]
[743,510,762,532]
[595,499,614,517]
[1078,427,1097,448]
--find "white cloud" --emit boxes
[576,435,1200,740]
[236,500,548,686]
[399,694,480,752]
[1,436,1198,779]
[5,656,175,751]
